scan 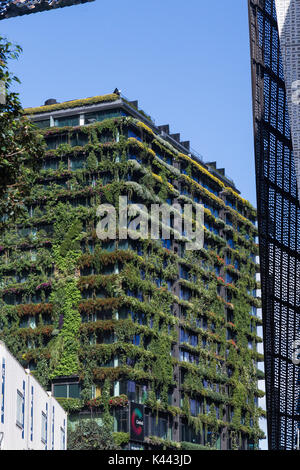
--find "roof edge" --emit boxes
[23,93,120,115]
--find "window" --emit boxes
[180,328,198,347]
[226,309,234,323]
[226,254,231,265]
[227,237,235,249]
[179,349,199,365]
[19,317,29,328]
[46,134,68,149]
[226,197,235,209]
[131,311,146,326]
[180,266,189,280]
[192,173,200,184]
[53,383,80,399]
[124,381,147,404]
[29,317,36,329]
[150,415,168,439]
[226,328,236,341]
[162,238,171,250]
[190,399,201,417]
[54,115,79,127]
[16,390,24,428]
[180,287,191,301]
[41,411,47,443]
[60,426,65,450]
[33,119,50,129]
[102,241,116,252]
[128,129,142,141]
[114,408,129,433]
[70,156,85,170]
[84,109,124,125]
[226,216,233,226]
[132,334,140,346]
[70,132,89,147]
[180,423,201,444]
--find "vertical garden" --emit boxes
[0,94,265,449]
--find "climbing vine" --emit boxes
[0,102,264,449]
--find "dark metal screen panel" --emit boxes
[0,0,94,19]
[248,0,300,450]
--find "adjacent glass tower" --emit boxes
[248,0,300,450]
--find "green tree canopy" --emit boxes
[67,419,120,450]
[0,35,44,227]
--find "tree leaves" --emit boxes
[67,419,119,450]
[0,35,44,224]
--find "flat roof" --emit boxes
[24,92,239,192]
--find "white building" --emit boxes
[0,341,67,450]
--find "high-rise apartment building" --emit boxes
[248,0,300,450]
[0,92,264,450]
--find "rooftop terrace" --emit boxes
[24,91,239,192]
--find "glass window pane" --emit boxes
[33,119,50,129]
[70,133,88,147]
[16,390,23,427]
[84,109,124,124]
[53,384,68,398]
[41,412,47,443]
[60,427,65,450]
[70,157,85,170]
[54,115,79,127]
[68,384,80,398]
[46,134,68,149]
[43,159,59,170]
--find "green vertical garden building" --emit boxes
[0,92,265,450]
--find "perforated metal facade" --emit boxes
[0,0,94,20]
[248,0,300,450]
[275,0,300,201]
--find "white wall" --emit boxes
[0,341,67,450]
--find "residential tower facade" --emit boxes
[0,93,264,450]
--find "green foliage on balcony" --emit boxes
[0,114,264,447]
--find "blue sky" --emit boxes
[1,0,256,205]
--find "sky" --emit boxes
[0,0,257,205]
